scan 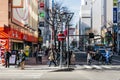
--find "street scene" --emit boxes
[0,0,120,80]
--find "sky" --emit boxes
[55,0,81,27]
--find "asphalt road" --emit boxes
[0,69,120,80]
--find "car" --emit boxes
[98,49,106,56]
[94,44,106,52]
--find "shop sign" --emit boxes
[0,39,9,53]
[113,8,117,23]
[23,34,27,40]
[39,37,43,42]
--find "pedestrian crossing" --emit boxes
[1,64,120,71]
[0,70,45,80]
[75,65,120,70]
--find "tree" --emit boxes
[44,1,74,50]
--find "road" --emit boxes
[0,51,120,80]
[0,69,120,80]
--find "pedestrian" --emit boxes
[105,48,111,64]
[4,49,11,68]
[19,50,26,70]
[48,49,57,67]
[16,50,21,67]
[87,51,92,65]
[37,49,43,64]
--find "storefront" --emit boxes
[0,25,38,53]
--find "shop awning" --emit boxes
[0,31,8,38]
[11,39,23,43]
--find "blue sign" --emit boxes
[118,0,120,3]
[113,8,117,23]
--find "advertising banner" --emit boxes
[113,8,117,23]
[9,50,18,65]
[9,55,16,64]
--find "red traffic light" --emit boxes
[40,2,44,8]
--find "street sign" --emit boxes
[58,33,65,41]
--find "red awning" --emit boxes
[0,31,8,38]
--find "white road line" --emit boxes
[92,65,102,69]
[112,59,120,63]
[83,65,92,69]
[101,66,111,69]
[0,73,44,79]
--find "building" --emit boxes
[80,0,91,35]
[101,0,113,45]
[0,0,38,56]
[38,0,54,48]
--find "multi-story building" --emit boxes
[101,0,113,45]
[0,0,38,56]
[80,0,91,35]
[38,0,54,48]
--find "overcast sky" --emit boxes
[55,0,81,27]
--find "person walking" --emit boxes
[105,48,112,64]
[4,49,11,68]
[19,50,26,70]
[16,50,21,67]
[48,49,57,67]
[37,49,43,64]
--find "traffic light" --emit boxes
[89,33,94,38]
[38,29,42,36]
[39,12,45,17]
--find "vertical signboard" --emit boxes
[113,0,117,23]
[113,8,117,23]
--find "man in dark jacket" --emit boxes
[4,49,11,68]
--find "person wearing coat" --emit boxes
[4,49,11,68]
[48,50,57,67]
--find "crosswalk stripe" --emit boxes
[75,65,120,70]
[83,65,92,69]
[91,65,102,69]
[101,66,111,69]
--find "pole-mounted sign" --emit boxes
[58,33,65,41]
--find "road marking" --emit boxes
[101,65,111,69]
[0,72,44,79]
[92,65,102,69]
[112,59,120,63]
[83,65,92,69]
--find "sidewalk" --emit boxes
[0,64,76,70]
